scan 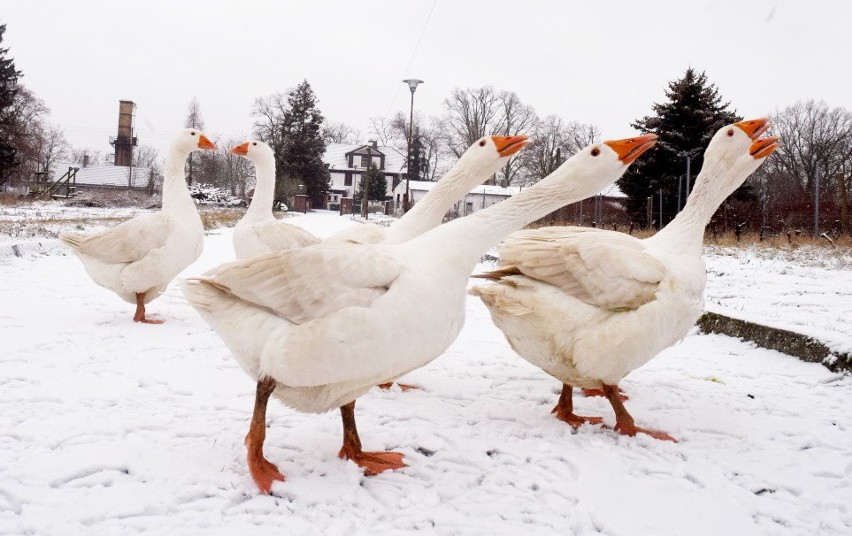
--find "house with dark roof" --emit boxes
[323,142,407,210]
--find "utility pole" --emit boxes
[838,171,849,235]
[814,166,820,237]
[685,155,691,197]
[361,144,372,220]
[646,196,652,228]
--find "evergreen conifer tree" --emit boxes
[407,127,427,181]
[617,68,747,227]
[279,80,331,207]
[357,163,387,201]
[0,23,22,188]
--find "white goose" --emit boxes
[182,133,656,493]
[471,119,778,441]
[230,141,319,258]
[228,135,527,392]
[229,136,530,259]
[60,128,216,323]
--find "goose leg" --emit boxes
[551,384,603,428]
[338,400,406,475]
[582,384,628,400]
[133,292,164,324]
[245,376,286,493]
[376,382,419,391]
[602,383,677,442]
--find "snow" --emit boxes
[1,209,851,535]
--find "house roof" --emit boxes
[397,179,626,199]
[51,164,152,188]
[324,143,407,173]
[394,180,520,198]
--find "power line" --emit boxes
[383,0,437,119]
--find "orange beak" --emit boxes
[749,136,780,159]
[197,134,217,150]
[735,118,770,140]
[491,135,528,157]
[230,142,250,156]
[604,134,658,164]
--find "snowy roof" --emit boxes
[394,180,520,198]
[600,183,626,198]
[468,184,521,196]
[52,164,152,188]
[324,143,407,173]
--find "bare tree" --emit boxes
[217,136,253,197]
[322,121,359,144]
[443,86,501,158]
[492,90,538,186]
[35,122,70,176]
[521,115,600,186]
[7,85,48,186]
[368,116,397,147]
[184,97,208,185]
[381,111,447,181]
[768,100,852,198]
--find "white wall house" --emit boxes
[392,180,628,220]
[323,142,407,210]
[392,180,521,218]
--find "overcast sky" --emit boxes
[3,1,850,159]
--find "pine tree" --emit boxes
[0,23,22,188]
[407,127,427,181]
[279,80,331,207]
[357,163,387,201]
[617,68,745,227]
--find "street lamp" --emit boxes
[402,78,424,213]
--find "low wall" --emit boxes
[697,311,851,373]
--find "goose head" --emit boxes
[701,117,779,198]
[455,135,529,176]
[173,128,217,154]
[230,140,275,164]
[557,134,658,193]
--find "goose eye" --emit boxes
[191,131,196,136]
[479,140,486,147]
[727,129,734,137]
[591,147,600,157]
[253,142,258,146]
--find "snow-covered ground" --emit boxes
[1,209,850,536]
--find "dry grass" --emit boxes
[198,207,245,230]
[0,193,28,206]
[705,230,852,249]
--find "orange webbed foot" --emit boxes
[613,423,678,442]
[246,436,286,494]
[135,317,165,324]
[551,406,604,429]
[339,447,406,476]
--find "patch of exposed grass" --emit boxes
[199,207,245,230]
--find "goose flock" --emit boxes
[58,118,778,494]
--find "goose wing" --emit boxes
[493,227,667,310]
[196,242,401,324]
[60,212,174,264]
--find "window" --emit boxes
[344,172,352,186]
[360,155,371,167]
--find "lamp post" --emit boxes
[402,78,423,213]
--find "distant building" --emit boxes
[50,163,153,192]
[323,141,407,210]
